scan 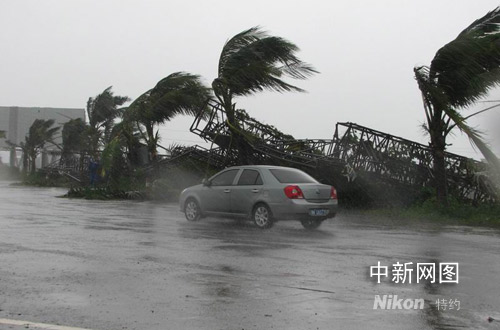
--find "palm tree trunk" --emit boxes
[79,152,85,174]
[30,153,37,174]
[431,143,448,206]
[223,99,252,165]
[235,132,252,165]
[22,152,28,176]
[145,124,157,162]
[429,116,448,206]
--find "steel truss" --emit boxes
[180,101,496,204]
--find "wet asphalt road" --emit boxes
[1,182,500,330]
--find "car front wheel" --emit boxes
[184,199,201,221]
[300,219,323,229]
[252,203,273,229]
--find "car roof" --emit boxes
[224,165,302,171]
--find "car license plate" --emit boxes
[309,209,329,216]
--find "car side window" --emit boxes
[210,169,239,186]
[237,169,263,185]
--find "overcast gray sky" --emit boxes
[1,0,499,159]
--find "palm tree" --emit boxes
[61,118,86,160]
[414,7,500,205]
[125,72,211,162]
[22,119,60,174]
[108,118,144,166]
[85,87,130,158]
[212,26,318,164]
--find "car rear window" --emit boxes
[269,169,317,184]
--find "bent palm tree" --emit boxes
[125,72,210,161]
[213,27,318,164]
[24,119,60,174]
[86,87,130,158]
[414,7,500,205]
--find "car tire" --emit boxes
[184,198,201,221]
[252,203,273,229]
[300,219,323,229]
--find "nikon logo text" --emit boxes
[373,295,424,310]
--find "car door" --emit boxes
[230,169,264,215]
[201,169,239,214]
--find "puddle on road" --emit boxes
[84,224,154,234]
[213,243,292,254]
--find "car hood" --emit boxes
[182,184,203,194]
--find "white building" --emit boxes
[0,106,85,167]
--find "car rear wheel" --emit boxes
[252,203,273,229]
[184,199,201,221]
[300,219,323,229]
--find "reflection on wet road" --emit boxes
[0,182,500,330]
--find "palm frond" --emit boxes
[127,72,211,124]
[218,26,266,77]
[458,6,500,37]
[216,27,318,98]
[23,119,61,152]
[420,123,429,136]
[444,107,500,168]
[414,65,452,125]
[87,86,130,129]
[430,7,500,108]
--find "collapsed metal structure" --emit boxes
[166,101,497,205]
[40,101,497,205]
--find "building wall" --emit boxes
[0,110,9,141]
[0,106,85,150]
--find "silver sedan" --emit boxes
[179,165,338,229]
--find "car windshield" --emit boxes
[269,168,317,184]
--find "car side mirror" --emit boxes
[202,178,211,187]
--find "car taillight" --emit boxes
[330,186,338,199]
[284,185,304,199]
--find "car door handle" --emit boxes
[251,189,260,193]
[224,189,231,193]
